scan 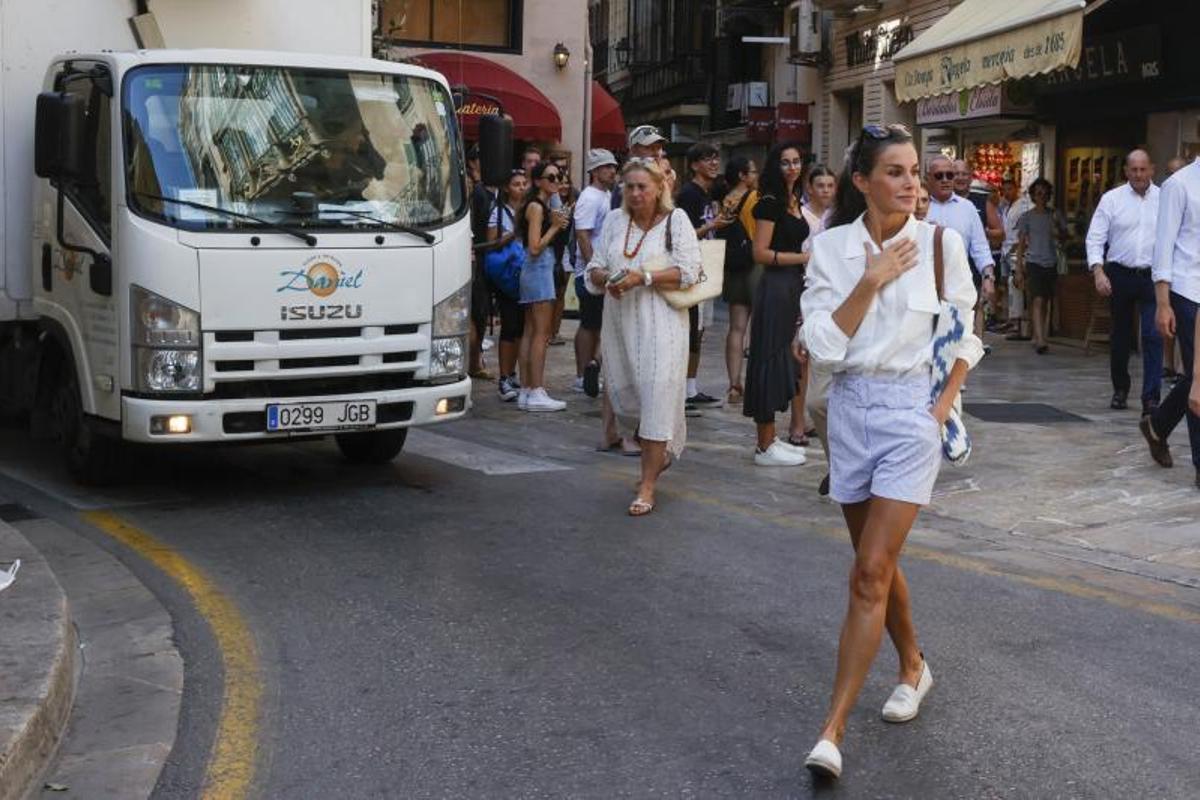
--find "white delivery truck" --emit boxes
[0,40,482,482]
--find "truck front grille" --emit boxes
[203,324,427,396]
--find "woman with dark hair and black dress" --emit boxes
[742,143,811,466]
[716,156,760,404]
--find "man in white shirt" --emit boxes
[926,155,996,339]
[1140,157,1200,483]
[572,148,617,396]
[1088,150,1161,412]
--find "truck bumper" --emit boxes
[120,377,472,443]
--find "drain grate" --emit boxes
[0,503,40,522]
[964,403,1090,424]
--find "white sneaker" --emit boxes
[754,440,807,466]
[572,376,586,393]
[517,388,530,410]
[525,387,566,412]
[804,739,842,779]
[881,661,933,723]
[778,438,806,455]
[481,337,495,351]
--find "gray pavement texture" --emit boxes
[2,319,1200,798]
[0,520,74,800]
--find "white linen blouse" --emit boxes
[801,214,984,376]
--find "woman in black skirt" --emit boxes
[743,142,811,467]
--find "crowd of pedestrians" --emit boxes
[467,120,1200,780]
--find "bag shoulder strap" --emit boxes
[665,208,676,253]
[933,225,945,301]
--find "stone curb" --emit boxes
[0,520,76,800]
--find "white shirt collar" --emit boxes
[1124,181,1157,199]
[843,213,920,257]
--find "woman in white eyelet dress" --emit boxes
[585,160,701,516]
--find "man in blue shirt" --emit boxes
[925,156,996,339]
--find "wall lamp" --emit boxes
[553,42,571,70]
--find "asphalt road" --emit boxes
[4,386,1200,798]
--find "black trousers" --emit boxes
[1104,262,1161,404]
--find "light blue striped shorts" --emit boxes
[828,372,942,506]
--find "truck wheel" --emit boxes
[335,429,408,464]
[49,357,123,485]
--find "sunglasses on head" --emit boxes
[862,123,911,140]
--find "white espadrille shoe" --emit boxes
[881,660,933,723]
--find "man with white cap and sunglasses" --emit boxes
[574,148,618,396]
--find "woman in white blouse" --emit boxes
[586,160,701,516]
[799,125,983,779]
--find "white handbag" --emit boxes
[653,210,725,311]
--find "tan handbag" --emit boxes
[653,210,725,310]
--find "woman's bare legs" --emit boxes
[817,497,922,745]
[528,301,555,388]
[634,438,669,505]
[726,303,750,391]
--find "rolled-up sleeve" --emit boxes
[584,211,617,295]
[1153,178,1184,286]
[669,209,702,288]
[800,234,851,364]
[967,210,994,271]
[942,229,985,370]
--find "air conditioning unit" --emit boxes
[727,83,745,113]
[789,0,825,65]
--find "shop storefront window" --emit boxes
[379,0,521,51]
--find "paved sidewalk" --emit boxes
[0,517,75,800]
[476,311,1200,598]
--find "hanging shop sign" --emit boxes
[775,103,812,146]
[1038,25,1162,93]
[846,20,915,68]
[916,82,1035,125]
[747,107,775,144]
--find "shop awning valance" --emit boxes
[892,0,1085,103]
[591,81,626,152]
[411,51,563,142]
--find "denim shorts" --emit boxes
[828,372,941,506]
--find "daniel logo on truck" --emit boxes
[277,256,366,298]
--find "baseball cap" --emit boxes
[628,124,667,148]
[585,148,618,173]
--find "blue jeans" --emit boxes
[1150,292,1199,467]
[1105,263,1161,405]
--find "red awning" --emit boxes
[411,51,562,142]
[591,81,626,152]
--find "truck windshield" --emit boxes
[123,64,466,231]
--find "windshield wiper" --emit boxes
[278,207,436,244]
[132,191,318,246]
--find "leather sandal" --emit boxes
[628,497,655,516]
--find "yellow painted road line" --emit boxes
[599,466,1200,625]
[82,510,261,800]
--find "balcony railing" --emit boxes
[628,53,708,108]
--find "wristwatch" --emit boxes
[643,270,653,287]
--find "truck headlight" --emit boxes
[132,286,201,393]
[429,282,469,379]
[432,282,471,337]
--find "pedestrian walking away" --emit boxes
[517,162,571,411]
[1086,149,1162,413]
[585,160,701,516]
[800,124,984,779]
[743,142,811,467]
[677,142,731,413]
[1141,156,1200,485]
[716,155,760,405]
[486,169,530,403]
[1014,178,1068,355]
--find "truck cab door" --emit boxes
[38,63,119,422]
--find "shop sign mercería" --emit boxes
[1038,26,1162,92]
[916,83,1034,125]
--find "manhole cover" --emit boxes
[964,403,1090,424]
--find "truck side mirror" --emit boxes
[478,115,513,188]
[34,92,86,181]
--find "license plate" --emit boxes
[266,400,377,432]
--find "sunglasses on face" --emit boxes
[931,171,955,181]
[542,173,561,182]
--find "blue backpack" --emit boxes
[483,204,525,299]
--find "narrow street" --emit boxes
[3,329,1198,798]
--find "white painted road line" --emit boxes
[405,429,572,475]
